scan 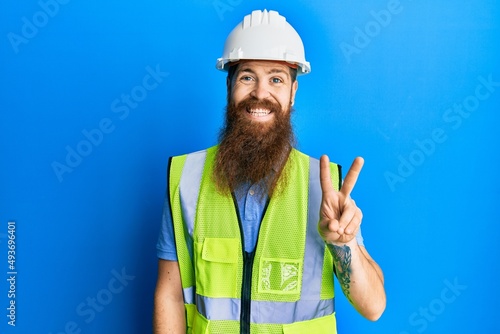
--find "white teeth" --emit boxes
[249,108,271,116]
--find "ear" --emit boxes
[290,80,298,106]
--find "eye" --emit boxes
[271,77,284,84]
[239,75,254,82]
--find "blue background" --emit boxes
[1,0,499,333]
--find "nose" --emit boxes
[250,80,271,100]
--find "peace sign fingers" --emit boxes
[340,157,364,197]
[318,155,364,244]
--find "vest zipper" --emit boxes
[233,192,268,334]
[241,250,255,334]
[233,193,254,334]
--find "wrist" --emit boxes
[325,237,357,248]
[325,238,360,265]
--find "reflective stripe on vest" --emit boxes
[169,146,340,331]
[195,294,334,323]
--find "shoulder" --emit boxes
[170,145,216,160]
[292,149,341,168]
[291,149,342,190]
[168,146,214,183]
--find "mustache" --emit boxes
[234,97,283,114]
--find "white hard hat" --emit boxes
[216,9,311,75]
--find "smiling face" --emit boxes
[213,60,299,196]
[227,60,299,124]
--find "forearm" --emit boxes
[153,295,186,333]
[327,240,386,321]
[153,259,187,333]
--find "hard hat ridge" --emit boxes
[242,9,285,28]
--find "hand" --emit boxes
[318,155,364,244]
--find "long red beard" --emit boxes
[213,96,295,197]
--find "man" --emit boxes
[154,9,386,333]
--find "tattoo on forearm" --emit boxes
[327,244,352,302]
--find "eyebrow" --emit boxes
[238,67,290,79]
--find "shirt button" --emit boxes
[249,189,255,196]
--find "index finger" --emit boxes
[319,155,334,193]
[340,157,364,196]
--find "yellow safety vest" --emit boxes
[169,146,341,333]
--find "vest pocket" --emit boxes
[191,308,209,334]
[185,304,196,334]
[195,238,239,298]
[257,257,303,297]
[282,313,337,333]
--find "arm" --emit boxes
[153,259,186,333]
[319,155,386,321]
[327,240,385,320]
